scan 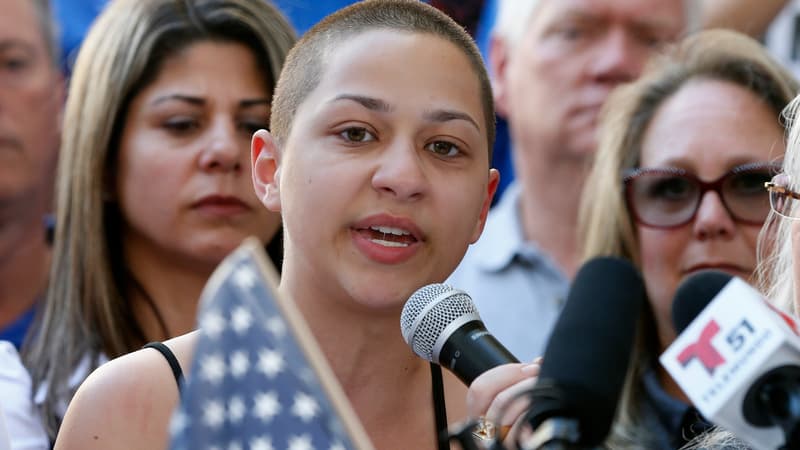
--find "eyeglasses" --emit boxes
[623,162,781,229]
[765,173,800,220]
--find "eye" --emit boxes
[239,120,268,135]
[425,140,461,157]
[647,176,694,201]
[729,171,773,196]
[1,58,28,72]
[339,127,376,143]
[559,26,583,40]
[163,117,200,134]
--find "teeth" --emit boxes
[369,226,410,236]
[370,239,409,248]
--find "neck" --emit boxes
[513,153,590,278]
[0,206,49,328]
[126,249,214,342]
[280,269,444,447]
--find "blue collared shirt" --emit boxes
[446,183,568,362]
[640,366,714,450]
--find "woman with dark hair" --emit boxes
[24,0,295,441]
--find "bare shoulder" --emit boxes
[54,331,201,450]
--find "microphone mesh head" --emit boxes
[400,283,478,362]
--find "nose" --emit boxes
[589,28,648,86]
[693,191,736,240]
[371,139,427,201]
[198,117,243,173]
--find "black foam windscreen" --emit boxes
[526,256,645,446]
[671,270,733,335]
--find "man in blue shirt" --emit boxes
[448,0,688,361]
[0,0,63,349]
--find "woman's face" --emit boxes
[116,41,280,270]
[636,78,785,349]
[254,30,498,311]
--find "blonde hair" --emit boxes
[24,0,295,439]
[578,29,798,449]
[269,0,495,159]
[757,97,800,315]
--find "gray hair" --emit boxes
[493,0,702,45]
[30,0,60,67]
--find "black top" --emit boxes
[431,362,449,450]
[143,342,448,448]
[143,341,184,391]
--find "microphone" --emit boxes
[521,257,646,449]
[660,270,800,450]
[401,283,519,386]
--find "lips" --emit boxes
[191,194,251,216]
[684,263,752,278]
[351,214,424,264]
[0,135,21,151]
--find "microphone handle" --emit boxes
[439,320,519,385]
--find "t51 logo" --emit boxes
[676,318,754,375]
[677,320,724,375]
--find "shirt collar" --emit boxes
[642,365,712,445]
[472,182,527,271]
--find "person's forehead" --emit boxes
[534,0,685,31]
[0,0,46,48]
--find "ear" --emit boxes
[489,35,512,119]
[470,168,500,244]
[251,129,282,212]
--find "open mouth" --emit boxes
[362,225,418,248]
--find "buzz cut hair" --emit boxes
[270,0,495,160]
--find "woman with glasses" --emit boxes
[579,29,798,450]
[690,97,800,450]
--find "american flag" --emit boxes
[169,239,373,450]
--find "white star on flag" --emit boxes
[292,392,320,423]
[250,436,275,450]
[257,348,285,378]
[229,350,249,379]
[228,396,246,424]
[200,353,226,384]
[265,316,287,338]
[203,400,226,429]
[231,306,253,334]
[253,391,281,422]
[168,409,189,435]
[200,309,226,339]
[233,266,257,289]
[287,434,314,450]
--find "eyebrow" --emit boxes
[0,39,35,52]
[330,94,393,113]
[150,94,270,108]
[559,9,679,34]
[331,94,480,131]
[424,109,481,132]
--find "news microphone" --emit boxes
[660,270,800,450]
[521,257,646,449]
[401,283,519,386]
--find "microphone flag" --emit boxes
[660,277,800,450]
[169,238,374,450]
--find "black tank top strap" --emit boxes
[430,362,449,450]
[143,341,184,393]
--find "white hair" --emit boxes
[492,0,701,45]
